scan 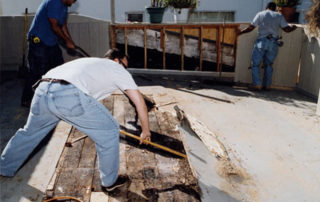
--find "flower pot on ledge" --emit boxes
[146,7,166,23]
[173,8,189,23]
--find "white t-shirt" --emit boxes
[43,57,138,100]
[252,10,288,39]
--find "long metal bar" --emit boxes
[120,130,187,158]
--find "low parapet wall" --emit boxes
[0,14,110,71]
[235,25,319,99]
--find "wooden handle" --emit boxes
[120,130,187,159]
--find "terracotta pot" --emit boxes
[277,6,296,22]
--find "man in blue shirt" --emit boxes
[238,2,297,91]
[21,0,77,107]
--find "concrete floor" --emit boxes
[1,73,320,201]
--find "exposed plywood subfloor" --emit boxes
[47,94,200,201]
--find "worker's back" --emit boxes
[252,10,288,38]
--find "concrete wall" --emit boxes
[0,14,110,71]
[1,0,312,23]
[236,27,303,88]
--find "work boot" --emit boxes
[101,175,129,192]
[249,85,262,91]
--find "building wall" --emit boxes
[1,0,313,23]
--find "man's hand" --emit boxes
[66,40,75,49]
[140,131,151,144]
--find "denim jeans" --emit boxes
[21,41,64,104]
[1,82,120,186]
[251,37,279,87]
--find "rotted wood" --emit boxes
[52,128,96,202]
[48,95,200,201]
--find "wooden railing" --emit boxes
[110,23,241,72]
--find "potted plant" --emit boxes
[274,0,300,22]
[165,0,197,23]
[146,0,167,23]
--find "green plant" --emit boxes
[165,0,197,8]
[274,0,300,7]
[151,0,167,7]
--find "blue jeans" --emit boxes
[21,41,64,104]
[1,82,120,186]
[251,37,278,87]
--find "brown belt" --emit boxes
[40,78,70,85]
[32,78,70,91]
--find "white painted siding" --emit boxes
[1,0,313,23]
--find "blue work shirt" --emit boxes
[251,10,288,39]
[28,0,68,46]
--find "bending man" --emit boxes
[1,48,151,191]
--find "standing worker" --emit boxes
[1,48,151,191]
[21,0,77,107]
[237,2,297,91]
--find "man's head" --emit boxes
[266,2,277,11]
[62,0,77,7]
[104,48,129,68]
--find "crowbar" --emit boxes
[120,130,187,159]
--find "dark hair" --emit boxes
[104,48,129,60]
[266,2,277,11]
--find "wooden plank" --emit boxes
[113,23,243,30]
[199,26,203,71]
[110,25,116,48]
[78,136,97,168]
[161,27,166,69]
[216,26,222,72]
[61,129,85,168]
[124,27,128,55]
[144,27,147,69]
[180,27,185,70]
[53,168,94,202]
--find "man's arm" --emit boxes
[282,24,297,33]
[237,24,256,36]
[124,89,151,144]
[49,18,75,49]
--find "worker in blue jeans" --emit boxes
[238,2,297,90]
[1,49,151,192]
[21,0,77,107]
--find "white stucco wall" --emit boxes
[1,0,313,23]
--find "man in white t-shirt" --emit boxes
[0,48,151,192]
[238,2,297,90]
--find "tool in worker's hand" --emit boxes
[65,135,88,147]
[75,45,90,57]
[18,8,29,78]
[120,130,187,158]
[63,130,187,158]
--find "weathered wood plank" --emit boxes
[53,168,94,202]
[61,128,84,168]
[78,136,96,168]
